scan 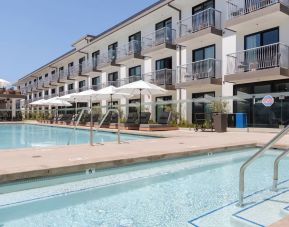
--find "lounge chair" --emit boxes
[109,113,120,129]
[116,112,138,130]
[84,114,100,127]
[58,114,73,125]
[139,111,178,131]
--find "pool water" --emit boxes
[0,124,155,150]
[0,148,288,226]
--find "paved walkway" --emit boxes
[1,126,289,183]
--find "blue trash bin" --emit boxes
[236,113,247,128]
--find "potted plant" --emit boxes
[209,100,229,133]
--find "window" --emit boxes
[34,79,37,83]
[129,32,141,42]
[129,66,141,82]
[51,89,56,94]
[108,72,118,81]
[155,96,172,121]
[45,73,48,78]
[129,99,140,114]
[38,92,42,97]
[79,57,85,73]
[192,92,215,123]
[59,86,64,92]
[34,94,37,98]
[156,57,172,70]
[59,67,64,75]
[25,83,27,86]
[245,27,279,50]
[92,77,100,86]
[45,90,49,96]
[39,76,42,81]
[92,51,100,68]
[79,80,85,88]
[192,0,214,14]
[193,45,215,61]
[108,42,118,60]
[68,83,74,90]
[155,18,172,30]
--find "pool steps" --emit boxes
[190,180,289,227]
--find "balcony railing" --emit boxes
[59,91,66,97]
[142,27,176,51]
[118,75,142,86]
[178,59,222,83]
[37,81,44,89]
[79,86,88,92]
[226,0,289,19]
[91,84,103,91]
[32,83,38,91]
[67,89,77,94]
[106,80,120,87]
[116,40,142,60]
[51,73,59,84]
[227,43,289,74]
[98,50,117,68]
[143,69,176,86]
[178,8,222,37]
[51,93,58,98]
[44,95,50,100]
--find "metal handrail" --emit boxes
[67,108,88,145]
[272,148,289,191]
[238,124,289,206]
[96,109,121,144]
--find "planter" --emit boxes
[213,113,228,133]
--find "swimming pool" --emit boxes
[0,124,155,150]
[0,148,288,226]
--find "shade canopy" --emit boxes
[57,93,78,102]
[94,86,131,100]
[44,97,72,107]
[30,99,46,106]
[70,89,100,102]
[0,79,10,88]
[115,80,167,96]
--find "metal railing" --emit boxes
[79,86,88,92]
[238,124,289,207]
[118,75,142,86]
[106,80,121,87]
[143,69,176,86]
[178,8,222,37]
[142,27,176,50]
[226,0,289,19]
[116,40,142,60]
[227,43,289,74]
[97,109,121,144]
[91,84,103,91]
[67,108,87,145]
[51,73,59,83]
[178,59,221,83]
[59,91,66,97]
[67,89,77,94]
[98,50,117,68]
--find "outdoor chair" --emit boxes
[139,111,178,131]
[118,112,140,130]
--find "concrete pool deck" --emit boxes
[1,123,289,184]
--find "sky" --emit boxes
[0,0,158,83]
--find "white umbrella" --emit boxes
[94,86,131,108]
[57,93,77,102]
[30,99,46,106]
[0,79,10,88]
[45,97,72,107]
[115,80,167,123]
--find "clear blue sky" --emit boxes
[0,0,158,83]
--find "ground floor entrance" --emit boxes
[233,80,289,128]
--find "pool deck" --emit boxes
[1,122,289,184]
[2,122,289,226]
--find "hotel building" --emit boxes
[15,0,289,128]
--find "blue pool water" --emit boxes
[0,148,288,226]
[0,124,155,150]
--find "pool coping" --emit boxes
[0,143,256,184]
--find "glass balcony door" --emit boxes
[192,0,215,31]
[108,42,118,61]
[155,18,172,45]
[244,27,279,71]
[129,66,141,83]
[155,57,173,85]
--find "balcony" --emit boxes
[226,0,289,31]
[106,80,121,87]
[115,40,144,64]
[59,91,66,97]
[79,86,89,92]
[225,43,289,84]
[143,69,176,90]
[44,94,50,100]
[97,51,121,69]
[176,59,222,89]
[118,75,142,86]
[67,64,91,80]
[67,89,77,94]
[50,73,61,86]
[32,83,39,92]
[91,83,103,91]
[58,70,68,83]
[177,8,222,45]
[50,93,58,98]
[141,27,177,55]
[37,81,44,89]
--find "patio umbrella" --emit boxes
[94,86,131,108]
[115,80,167,123]
[58,92,83,115]
[30,99,46,106]
[44,97,72,107]
[0,79,10,88]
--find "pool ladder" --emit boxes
[238,124,289,207]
